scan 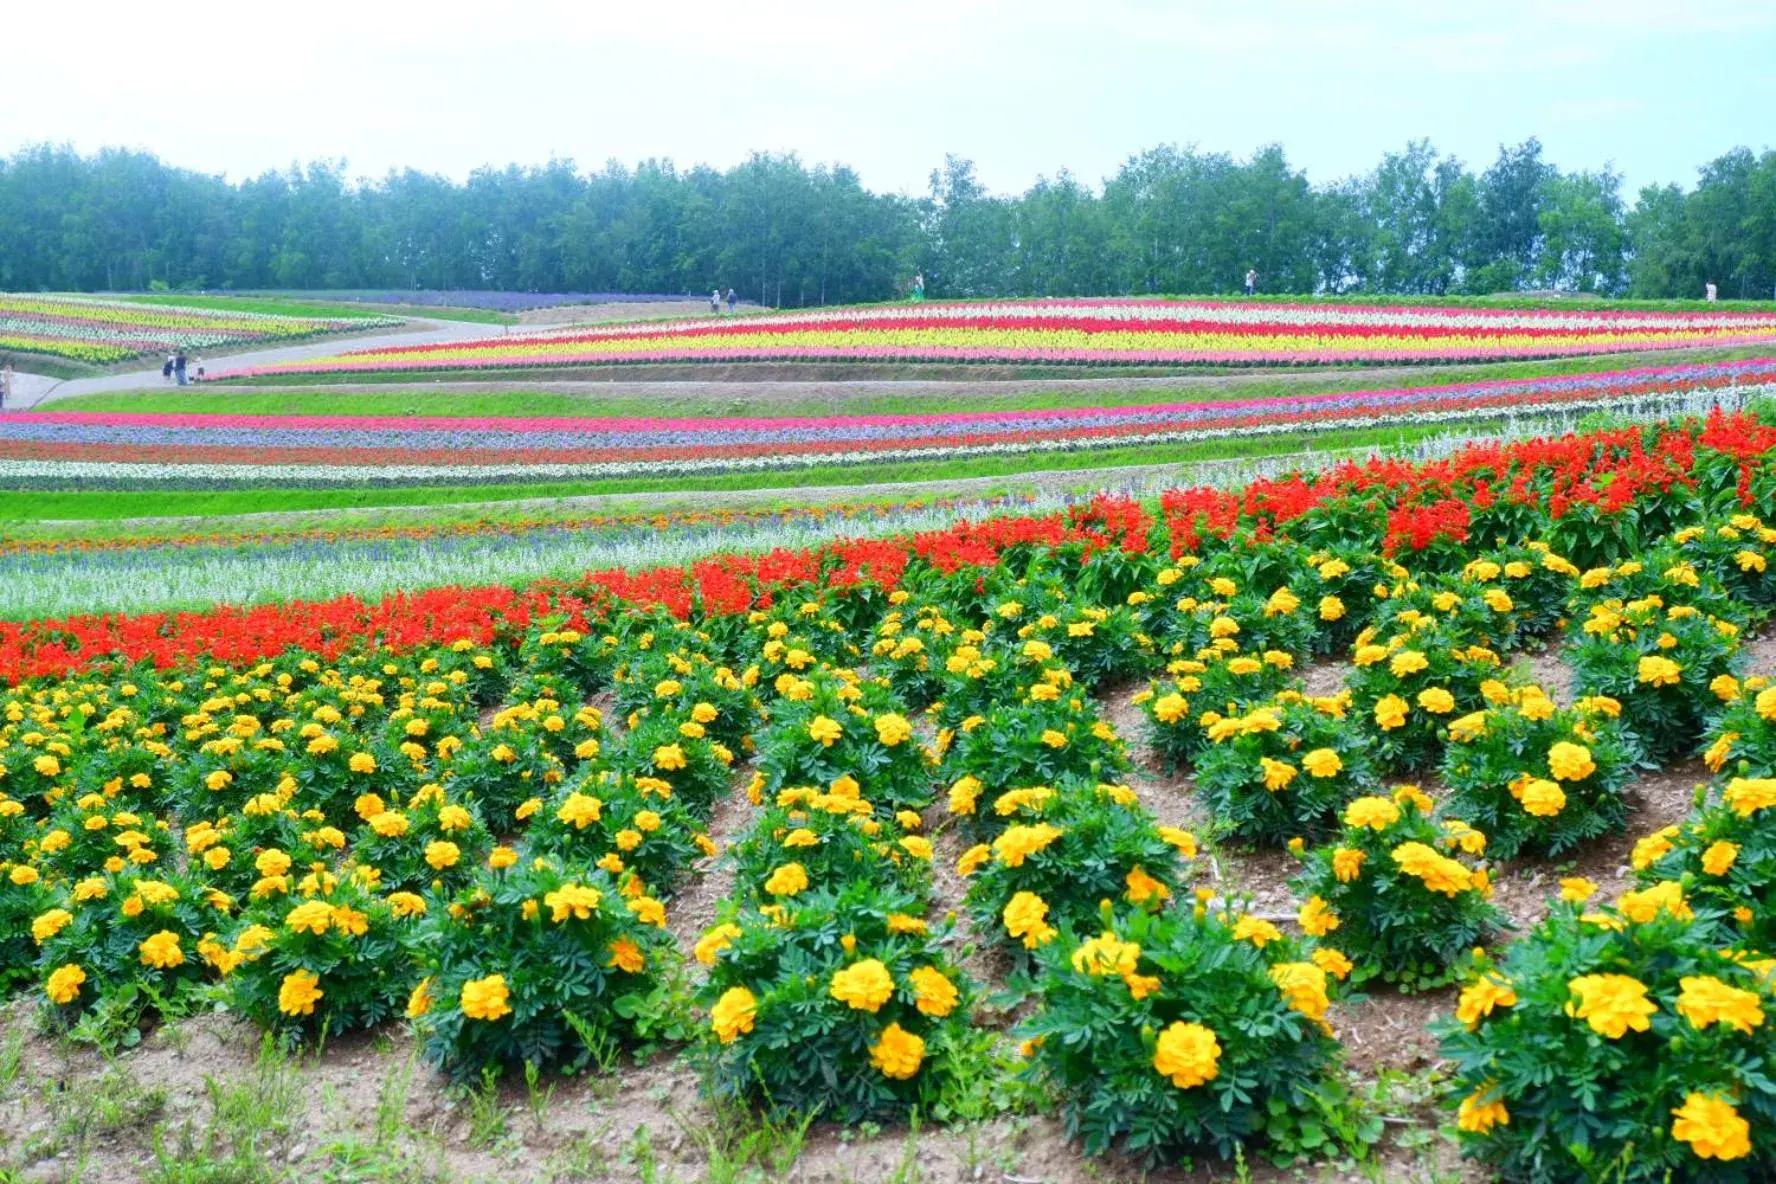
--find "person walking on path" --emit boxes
[911,271,926,302]
[726,288,737,314]
[711,289,722,315]
[1245,269,1257,297]
[163,352,175,383]
[174,349,188,386]
[0,359,11,411]
[194,356,206,382]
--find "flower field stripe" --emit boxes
[221,298,1776,377]
[0,293,401,363]
[3,362,1773,486]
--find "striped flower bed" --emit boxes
[222,298,1776,377]
[0,294,399,364]
[6,359,1775,488]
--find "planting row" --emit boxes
[221,298,1776,377]
[5,358,1774,489]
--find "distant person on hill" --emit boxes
[194,356,206,382]
[163,352,175,382]
[174,349,188,386]
[0,358,11,410]
[711,289,722,315]
[911,271,926,302]
[726,288,737,314]
[1706,281,1719,302]
[1245,269,1257,297]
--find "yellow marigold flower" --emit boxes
[1319,595,1346,621]
[869,1021,925,1080]
[710,986,756,1044]
[406,977,433,1019]
[1153,1021,1221,1089]
[460,974,511,1022]
[386,892,427,918]
[1298,896,1339,937]
[284,899,334,934]
[1448,711,1488,743]
[1270,961,1330,1023]
[606,939,645,974]
[1676,974,1764,1034]
[1120,864,1169,903]
[1457,1086,1510,1134]
[1560,876,1599,902]
[627,896,667,927]
[1519,778,1566,818]
[1457,974,1517,1028]
[909,966,959,1017]
[993,823,1063,868]
[1631,826,1680,868]
[1703,840,1741,876]
[545,883,602,923]
[1547,741,1596,783]
[695,922,742,966]
[1260,757,1298,791]
[46,963,87,1006]
[348,752,377,774]
[1373,694,1408,731]
[1671,1093,1752,1161]
[369,811,409,838]
[1311,947,1353,980]
[138,930,184,969]
[830,959,895,1013]
[555,792,602,829]
[1638,656,1682,687]
[874,714,912,747]
[424,841,461,871]
[764,862,809,896]
[488,846,519,869]
[1152,692,1189,724]
[1344,796,1401,831]
[1417,687,1455,715]
[1233,916,1282,948]
[1390,650,1428,678]
[899,836,934,861]
[1723,778,1776,817]
[1003,891,1056,949]
[1391,842,1472,896]
[1566,973,1656,1038]
[1040,729,1068,749]
[956,842,990,877]
[1332,847,1366,883]
[1301,748,1342,779]
[278,969,323,1018]
[1158,826,1198,858]
[807,716,844,747]
[32,908,73,944]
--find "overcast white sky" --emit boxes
[4,0,1772,197]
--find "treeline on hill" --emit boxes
[2,138,1774,306]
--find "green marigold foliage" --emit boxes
[753,672,934,812]
[1191,694,1377,846]
[613,709,739,816]
[1636,774,1776,950]
[1021,903,1342,1164]
[226,873,419,1040]
[527,770,709,897]
[414,861,681,1081]
[1567,597,1743,764]
[1292,790,1503,989]
[957,781,1192,949]
[1137,647,1297,771]
[1439,688,1643,858]
[1702,678,1776,779]
[945,682,1129,789]
[1440,899,1776,1183]
[696,883,976,1124]
[1346,619,1502,772]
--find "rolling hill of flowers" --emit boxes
[0,293,399,365]
[6,409,1776,1177]
[221,298,1776,377]
[8,358,1774,489]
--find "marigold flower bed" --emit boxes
[6,409,1776,1175]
